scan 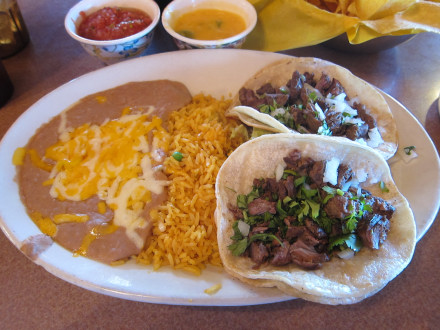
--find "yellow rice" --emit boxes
[136,94,245,275]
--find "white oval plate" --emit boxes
[0,49,439,306]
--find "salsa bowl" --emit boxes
[65,0,160,65]
[162,0,257,50]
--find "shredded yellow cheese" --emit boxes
[52,214,89,224]
[42,111,169,248]
[204,283,222,295]
[12,147,26,166]
[30,212,57,237]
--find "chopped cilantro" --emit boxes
[230,221,244,241]
[259,104,271,114]
[404,145,416,155]
[227,232,282,256]
[314,215,333,234]
[322,186,336,194]
[282,169,297,179]
[328,234,350,250]
[379,181,389,193]
[309,91,318,102]
[276,199,288,216]
[250,233,283,246]
[294,176,306,187]
[236,194,248,209]
[228,238,248,256]
[307,200,320,219]
[328,233,362,252]
[345,214,358,233]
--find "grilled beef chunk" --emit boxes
[285,226,305,240]
[230,149,394,270]
[239,88,265,109]
[273,93,289,107]
[240,83,289,109]
[337,164,353,187]
[308,160,326,186]
[250,242,269,266]
[283,150,315,176]
[324,195,353,219]
[346,123,369,141]
[371,197,395,219]
[327,78,345,96]
[357,214,391,249]
[248,198,277,215]
[303,72,315,85]
[289,237,329,270]
[301,83,324,105]
[261,93,290,108]
[285,175,296,197]
[237,70,380,145]
[325,111,345,135]
[290,106,307,128]
[315,73,332,93]
[270,241,292,266]
[305,218,327,239]
[354,102,376,129]
[305,103,324,133]
[228,204,244,219]
[250,224,269,235]
[288,71,303,100]
[256,83,276,95]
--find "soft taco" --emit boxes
[215,133,416,305]
[227,57,398,159]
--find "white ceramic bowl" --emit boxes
[162,0,257,50]
[65,0,160,65]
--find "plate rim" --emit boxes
[0,49,438,305]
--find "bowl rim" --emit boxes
[64,0,160,46]
[161,0,257,47]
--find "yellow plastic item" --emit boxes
[243,0,440,51]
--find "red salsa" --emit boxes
[77,7,152,41]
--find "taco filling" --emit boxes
[228,148,394,270]
[238,70,383,148]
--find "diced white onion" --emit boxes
[336,249,355,259]
[238,220,250,237]
[396,147,418,164]
[275,163,285,181]
[366,127,384,148]
[341,180,352,191]
[326,93,358,117]
[344,117,364,125]
[355,167,368,183]
[334,93,347,102]
[323,157,340,185]
[314,103,326,121]
[271,107,286,117]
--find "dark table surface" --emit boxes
[1,1,439,329]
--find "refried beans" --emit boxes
[16,80,192,264]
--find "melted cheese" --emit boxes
[44,112,169,249]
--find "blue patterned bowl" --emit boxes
[162,0,257,50]
[65,0,160,65]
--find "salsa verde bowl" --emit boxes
[65,0,160,65]
[162,0,257,50]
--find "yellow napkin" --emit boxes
[243,0,440,51]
